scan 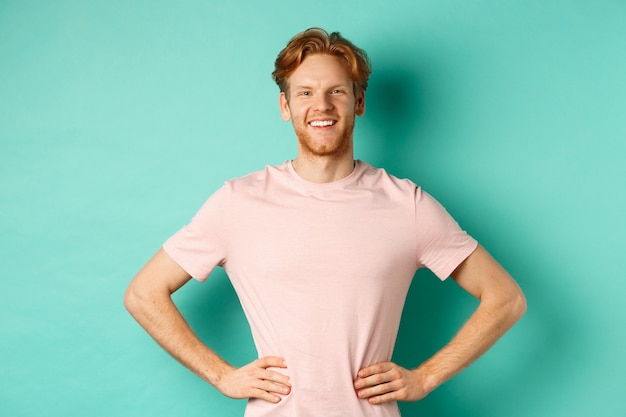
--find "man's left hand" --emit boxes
[353,362,428,404]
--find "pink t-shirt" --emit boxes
[163,161,477,417]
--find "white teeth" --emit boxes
[309,120,335,127]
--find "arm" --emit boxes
[124,248,291,403]
[354,244,526,404]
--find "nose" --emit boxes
[313,93,334,112]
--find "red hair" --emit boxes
[272,28,372,96]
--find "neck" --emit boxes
[291,153,355,183]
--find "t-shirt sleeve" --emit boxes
[162,186,229,282]
[414,187,478,280]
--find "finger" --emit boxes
[255,369,291,387]
[256,356,288,368]
[367,391,398,405]
[355,374,386,389]
[357,362,392,378]
[354,368,394,389]
[357,379,397,399]
[249,357,290,384]
[249,387,283,403]
[248,378,291,403]
[256,379,291,396]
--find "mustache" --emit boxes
[307,112,338,120]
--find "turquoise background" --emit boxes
[1,1,624,416]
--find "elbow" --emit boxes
[488,284,526,327]
[509,287,527,323]
[123,282,147,319]
[123,284,139,316]
[124,278,172,322]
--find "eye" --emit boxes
[330,89,344,94]
[298,90,312,96]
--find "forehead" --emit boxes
[288,54,353,88]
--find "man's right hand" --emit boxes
[216,356,291,403]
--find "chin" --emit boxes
[296,131,353,158]
[301,140,352,158]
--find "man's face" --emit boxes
[279,54,365,159]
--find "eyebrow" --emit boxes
[292,83,351,91]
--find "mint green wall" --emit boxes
[1,1,624,416]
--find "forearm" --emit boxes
[124,286,232,387]
[415,290,526,393]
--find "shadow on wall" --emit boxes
[362,63,424,180]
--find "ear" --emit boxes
[279,92,291,121]
[355,91,366,116]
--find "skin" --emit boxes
[124,52,526,407]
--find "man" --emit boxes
[124,28,526,417]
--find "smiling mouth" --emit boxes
[309,120,336,127]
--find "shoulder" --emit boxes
[356,161,419,196]
[183,162,291,227]
[356,162,453,214]
[221,161,291,196]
